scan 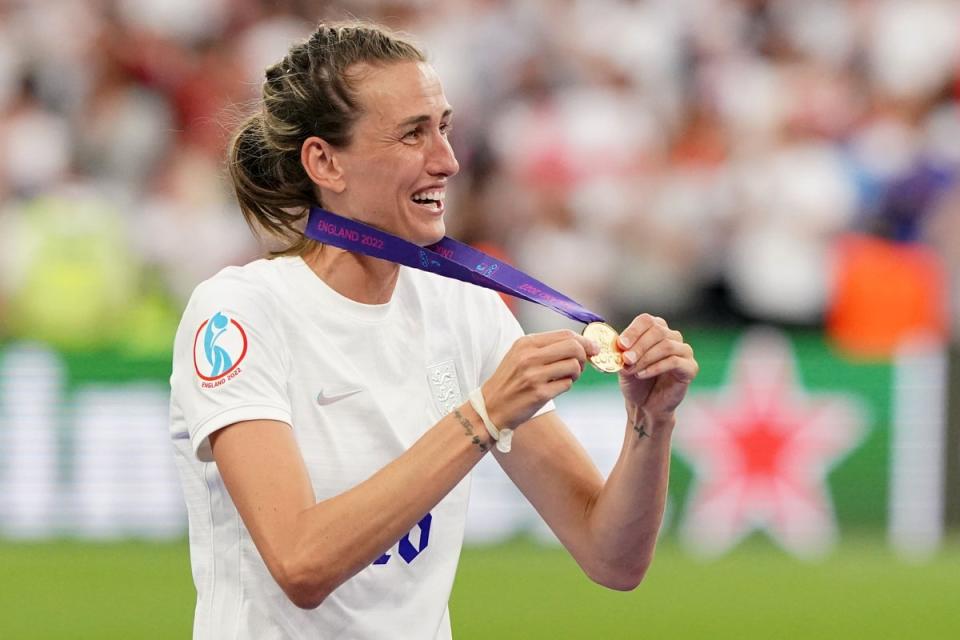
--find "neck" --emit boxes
[302,243,400,305]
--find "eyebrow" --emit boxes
[398,108,453,128]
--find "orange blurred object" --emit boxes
[827,233,948,359]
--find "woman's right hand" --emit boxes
[480,330,599,430]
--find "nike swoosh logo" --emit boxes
[316,387,364,405]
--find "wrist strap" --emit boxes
[468,388,513,453]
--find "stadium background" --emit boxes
[1,0,958,637]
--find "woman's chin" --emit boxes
[415,223,446,247]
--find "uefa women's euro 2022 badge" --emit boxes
[193,311,248,388]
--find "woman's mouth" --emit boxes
[411,189,445,212]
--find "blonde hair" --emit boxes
[228,21,425,254]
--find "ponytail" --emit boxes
[228,113,316,255]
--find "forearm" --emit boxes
[282,403,490,606]
[491,408,673,590]
[493,315,695,590]
[582,405,675,586]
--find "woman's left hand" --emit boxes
[616,314,699,421]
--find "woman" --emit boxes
[170,21,698,639]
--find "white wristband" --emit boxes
[468,388,512,453]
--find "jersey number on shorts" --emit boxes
[374,512,432,565]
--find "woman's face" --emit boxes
[327,61,460,246]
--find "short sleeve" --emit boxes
[477,290,556,417]
[170,271,292,462]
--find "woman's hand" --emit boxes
[616,314,698,421]
[481,330,599,429]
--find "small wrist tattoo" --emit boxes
[632,411,651,440]
[454,408,488,453]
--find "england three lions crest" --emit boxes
[427,360,462,414]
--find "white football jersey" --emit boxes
[170,256,551,639]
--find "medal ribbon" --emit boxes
[305,206,604,324]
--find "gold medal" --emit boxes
[582,322,623,373]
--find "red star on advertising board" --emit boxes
[674,328,866,558]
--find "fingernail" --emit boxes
[618,336,630,348]
[590,340,600,353]
[623,351,637,365]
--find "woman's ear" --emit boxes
[301,136,345,193]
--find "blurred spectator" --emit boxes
[0,0,958,350]
[0,78,71,197]
[0,184,140,350]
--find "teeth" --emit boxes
[412,190,445,203]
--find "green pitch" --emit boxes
[1,536,957,639]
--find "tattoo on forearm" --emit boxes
[633,412,651,440]
[453,408,488,453]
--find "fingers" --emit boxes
[541,376,575,398]
[617,313,666,352]
[542,357,585,383]
[624,338,695,378]
[638,353,699,381]
[623,327,686,370]
[525,330,599,357]
[508,335,590,391]
[530,337,589,369]
[618,313,698,381]
[483,332,589,428]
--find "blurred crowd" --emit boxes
[1,0,960,352]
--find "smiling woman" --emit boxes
[169,19,698,640]
[299,60,459,247]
